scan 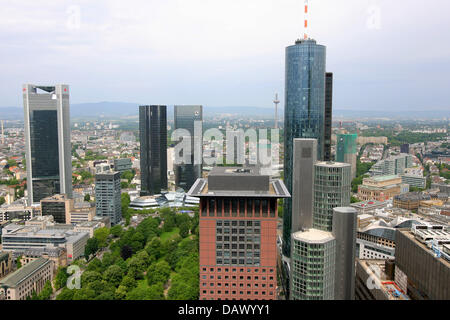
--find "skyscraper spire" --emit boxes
[304,0,309,39]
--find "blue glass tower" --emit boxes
[282,39,326,257]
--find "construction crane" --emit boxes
[273,93,280,129]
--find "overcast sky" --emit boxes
[1,0,449,112]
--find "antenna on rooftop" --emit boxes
[304,0,309,39]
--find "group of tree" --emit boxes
[56,209,199,300]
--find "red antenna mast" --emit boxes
[304,0,309,39]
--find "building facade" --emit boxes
[290,228,336,300]
[336,133,357,179]
[174,105,203,191]
[95,171,122,225]
[313,162,351,232]
[357,175,407,201]
[23,84,72,204]
[291,139,317,233]
[0,258,53,300]
[332,207,357,300]
[0,251,12,279]
[188,166,290,300]
[324,72,333,161]
[40,194,73,224]
[114,158,132,173]
[283,38,327,257]
[139,105,168,196]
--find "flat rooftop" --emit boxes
[292,228,335,244]
[187,166,290,198]
[400,228,450,268]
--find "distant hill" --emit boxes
[0,102,448,120]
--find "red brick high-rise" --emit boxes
[188,167,290,300]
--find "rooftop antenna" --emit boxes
[273,93,280,129]
[304,0,309,40]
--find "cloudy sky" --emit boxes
[1,0,449,112]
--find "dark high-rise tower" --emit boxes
[324,72,333,161]
[23,84,72,204]
[282,39,326,257]
[174,105,203,191]
[139,105,167,196]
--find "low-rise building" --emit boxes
[393,192,431,210]
[1,224,89,263]
[358,175,408,201]
[14,247,67,273]
[351,200,388,215]
[0,258,53,300]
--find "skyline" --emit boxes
[1,0,450,112]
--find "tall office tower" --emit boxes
[95,171,122,225]
[290,228,336,300]
[400,144,410,154]
[23,84,72,204]
[139,105,168,196]
[323,72,333,161]
[174,105,203,191]
[313,162,351,232]
[291,139,317,232]
[188,166,290,300]
[282,38,326,258]
[336,133,358,179]
[332,207,357,300]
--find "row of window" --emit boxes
[202,267,274,273]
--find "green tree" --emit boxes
[84,237,99,260]
[56,287,75,300]
[179,223,189,238]
[0,197,5,206]
[110,225,123,238]
[16,256,22,269]
[53,266,69,290]
[104,265,124,287]
[81,271,102,287]
[37,280,53,300]
[84,194,91,202]
[94,227,110,248]
[147,260,171,286]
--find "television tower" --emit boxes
[304,0,309,39]
[273,93,280,129]
[1,120,4,145]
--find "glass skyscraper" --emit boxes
[336,133,357,179]
[174,105,203,191]
[139,105,168,196]
[313,162,351,232]
[282,39,327,257]
[23,84,72,204]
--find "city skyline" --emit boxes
[1,0,449,113]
